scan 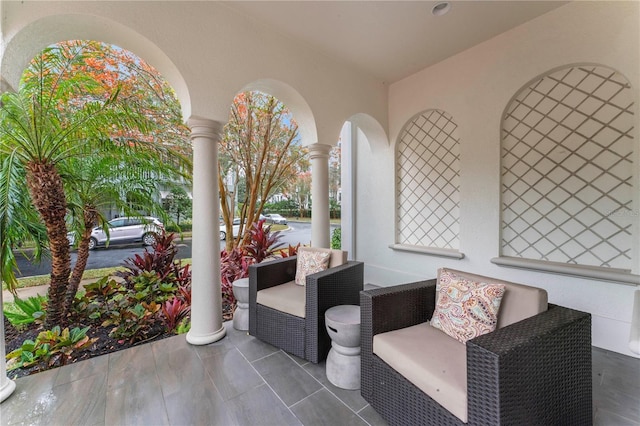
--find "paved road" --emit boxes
[14,221,332,278]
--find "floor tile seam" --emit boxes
[148,341,172,425]
[595,407,640,425]
[248,348,284,364]
[53,366,109,388]
[195,345,246,406]
[237,347,301,422]
[295,358,367,415]
[288,387,325,409]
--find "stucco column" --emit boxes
[186,117,226,345]
[310,143,332,248]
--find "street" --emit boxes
[14,221,332,278]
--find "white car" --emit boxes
[265,213,287,225]
[220,218,242,240]
[68,216,163,250]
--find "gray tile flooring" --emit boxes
[1,321,638,426]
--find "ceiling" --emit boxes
[223,1,567,84]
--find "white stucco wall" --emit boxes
[361,1,640,357]
[0,1,388,145]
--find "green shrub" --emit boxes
[331,227,341,250]
[3,295,47,326]
[6,326,96,371]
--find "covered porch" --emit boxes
[1,0,639,422]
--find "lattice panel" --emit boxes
[501,65,634,269]
[397,110,460,249]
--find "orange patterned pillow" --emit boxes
[430,269,505,344]
[295,250,331,286]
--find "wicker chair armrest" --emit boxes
[466,305,592,424]
[360,279,437,338]
[249,256,297,293]
[303,261,364,363]
[306,261,365,311]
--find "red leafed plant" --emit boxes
[161,298,190,333]
[117,231,180,288]
[278,243,300,258]
[244,219,285,263]
[220,248,250,307]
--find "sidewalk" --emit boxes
[2,277,108,305]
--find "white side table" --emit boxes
[325,305,361,390]
[232,278,249,331]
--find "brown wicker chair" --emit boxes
[361,272,592,426]
[249,250,364,363]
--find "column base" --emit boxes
[186,325,227,346]
[0,378,16,403]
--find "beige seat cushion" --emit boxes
[256,249,348,318]
[374,322,468,423]
[439,268,548,329]
[257,280,305,318]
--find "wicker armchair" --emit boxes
[361,273,592,425]
[249,249,364,363]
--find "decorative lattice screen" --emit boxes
[501,65,634,269]
[397,110,460,249]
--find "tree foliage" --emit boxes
[218,91,308,251]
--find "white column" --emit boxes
[340,122,356,260]
[186,117,226,345]
[310,143,332,248]
[1,305,16,403]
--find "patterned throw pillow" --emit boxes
[430,269,506,344]
[295,250,331,286]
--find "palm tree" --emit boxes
[62,145,190,312]
[0,41,150,327]
[0,151,48,296]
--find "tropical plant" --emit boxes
[160,298,190,333]
[0,151,48,296]
[175,318,191,335]
[104,301,160,344]
[6,326,96,371]
[3,295,47,326]
[244,219,285,263]
[331,227,342,250]
[117,231,180,287]
[219,248,248,307]
[62,147,188,313]
[278,243,300,258]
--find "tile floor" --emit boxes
[1,321,638,426]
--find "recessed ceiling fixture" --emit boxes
[432,1,451,16]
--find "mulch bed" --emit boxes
[4,304,234,379]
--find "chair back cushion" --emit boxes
[298,246,347,268]
[295,249,331,285]
[256,280,305,318]
[374,322,468,422]
[438,268,548,329]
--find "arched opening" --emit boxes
[338,114,388,259]
[1,39,192,377]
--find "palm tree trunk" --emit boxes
[64,208,97,313]
[26,161,70,327]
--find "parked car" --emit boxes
[265,213,287,225]
[67,216,163,250]
[220,218,242,240]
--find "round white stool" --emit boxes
[325,305,361,390]
[232,278,249,331]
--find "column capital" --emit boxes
[187,116,224,140]
[308,143,332,159]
